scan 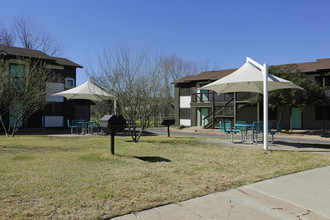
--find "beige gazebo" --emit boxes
[200,57,302,150]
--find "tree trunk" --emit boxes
[128,126,138,142]
[0,116,9,137]
[136,126,145,142]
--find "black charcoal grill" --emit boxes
[162,117,175,137]
[99,115,126,154]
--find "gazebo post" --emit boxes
[263,64,268,150]
[246,57,268,150]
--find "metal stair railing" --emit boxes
[203,97,234,129]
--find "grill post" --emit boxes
[162,117,175,137]
[110,133,115,155]
[99,115,127,155]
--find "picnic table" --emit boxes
[234,123,253,142]
[77,121,98,135]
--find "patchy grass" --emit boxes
[11,154,35,161]
[0,135,330,219]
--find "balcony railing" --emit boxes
[191,91,256,103]
[191,91,233,103]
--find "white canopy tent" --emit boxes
[200,57,303,150]
[52,80,117,113]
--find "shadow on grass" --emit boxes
[116,129,158,137]
[276,141,330,150]
[302,144,330,149]
[274,141,303,148]
[81,153,171,163]
[273,141,330,154]
[134,156,171,163]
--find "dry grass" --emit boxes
[1,135,330,219]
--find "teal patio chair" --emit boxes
[73,119,84,134]
[223,121,240,142]
[269,121,281,143]
[249,121,263,144]
[67,119,80,134]
[219,121,224,132]
[236,121,247,140]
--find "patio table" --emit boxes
[77,121,97,135]
[234,123,253,142]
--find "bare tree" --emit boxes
[13,16,63,56]
[90,100,114,120]
[0,58,59,137]
[89,44,162,142]
[155,55,213,123]
[0,26,15,46]
[161,54,212,82]
[87,46,216,139]
[0,16,63,56]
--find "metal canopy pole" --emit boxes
[263,64,268,150]
[246,57,268,150]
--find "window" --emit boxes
[179,108,190,119]
[315,75,330,87]
[326,76,330,87]
[44,102,64,116]
[179,84,191,96]
[65,77,75,89]
[10,64,25,90]
[315,76,323,86]
[315,106,330,120]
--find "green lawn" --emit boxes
[1,135,330,219]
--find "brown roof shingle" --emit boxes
[0,44,82,68]
[174,58,330,84]
[174,69,237,83]
[54,57,83,68]
[0,44,54,60]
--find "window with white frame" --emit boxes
[65,77,75,89]
[10,63,25,91]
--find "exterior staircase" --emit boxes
[203,97,234,129]
[203,97,248,129]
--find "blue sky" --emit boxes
[1,0,330,85]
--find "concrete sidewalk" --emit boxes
[112,166,330,220]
